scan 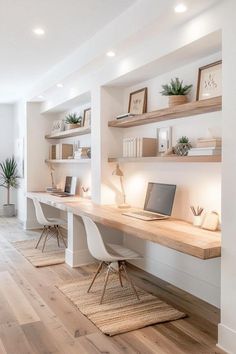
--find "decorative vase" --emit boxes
[168,95,188,107]
[3,204,15,217]
[174,142,191,156]
[65,123,81,130]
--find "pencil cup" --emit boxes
[193,216,202,227]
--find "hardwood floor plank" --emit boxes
[0,322,34,354]
[22,321,60,354]
[0,271,40,325]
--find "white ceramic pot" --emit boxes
[193,215,202,227]
[3,204,15,217]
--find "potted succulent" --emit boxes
[64,113,83,130]
[174,136,192,156]
[0,157,19,217]
[160,78,192,107]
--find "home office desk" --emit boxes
[27,192,221,267]
[27,192,221,266]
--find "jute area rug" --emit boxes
[11,238,65,267]
[58,274,186,336]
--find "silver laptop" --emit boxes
[123,182,176,221]
[51,176,77,197]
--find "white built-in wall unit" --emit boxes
[13,1,236,352]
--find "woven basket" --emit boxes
[168,95,187,107]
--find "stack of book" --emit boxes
[123,137,157,158]
[188,138,222,156]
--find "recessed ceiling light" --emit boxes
[106,51,116,57]
[56,83,63,88]
[175,3,187,13]
[33,28,45,36]
[37,95,44,99]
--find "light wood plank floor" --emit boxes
[0,217,225,354]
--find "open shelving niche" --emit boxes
[41,91,92,194]
[104,30,222,165]
[107,96,222,164]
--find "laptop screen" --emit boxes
[144,183,176,216]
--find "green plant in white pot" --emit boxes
[174,136,192,156]
[65,113,82,130]
[160,78,192,107]
[0,157,19,217]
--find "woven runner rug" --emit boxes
[58,274,186,336]
[11,238,65,267]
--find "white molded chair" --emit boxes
[33,198,67,252]
[81,215,141,304]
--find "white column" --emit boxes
[218,1,236,352]
[65,212,94,267]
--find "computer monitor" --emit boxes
[64,176,77,195]
[144,182,176,216]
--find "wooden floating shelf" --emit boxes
[45,159,91,164]
[45,127,91,139]
[108,155,221,163]
[108,96,222,128]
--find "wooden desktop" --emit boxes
[27,192,221,262]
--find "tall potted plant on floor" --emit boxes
[0,157,19,217]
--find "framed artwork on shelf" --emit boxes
[128,87,147,115]
[196,60,222,101]
[51,120,64,133]
[157,126,172,155]
[83,108,91,128]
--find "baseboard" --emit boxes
[218,323,236,354]
[128,257,220,308]
[65,248,94,267]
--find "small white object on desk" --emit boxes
[201,211,219,231]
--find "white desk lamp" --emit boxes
[112,164,130,209]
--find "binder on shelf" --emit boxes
[122,137,157,158]
[196,138,222,148]
[50,144,73,160]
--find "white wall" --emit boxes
[0,104,16,212]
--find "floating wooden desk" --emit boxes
[27,192,221,260]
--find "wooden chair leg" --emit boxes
[56,231,60,247]
[35,226,46,249]
[100,264,111,304]
[57,226,67,247]
[42,229,49,252]
[87,262,104,293]
[121,262,140,301]
[118,261,123,287]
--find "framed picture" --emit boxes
[83,108,91,128]
[196,60,222,100]
[128,87,147,115]
[51,120,64,133]
[157,127,172,155]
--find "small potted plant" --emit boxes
[174,136,192,156]
[0,157,19,217]
[160,78,192,107]
[64,113,82,130]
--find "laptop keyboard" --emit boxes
[132,211,162,218]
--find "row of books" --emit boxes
[123,137,157,158]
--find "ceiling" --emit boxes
[0,0,135,103]
[0,0,222,103]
